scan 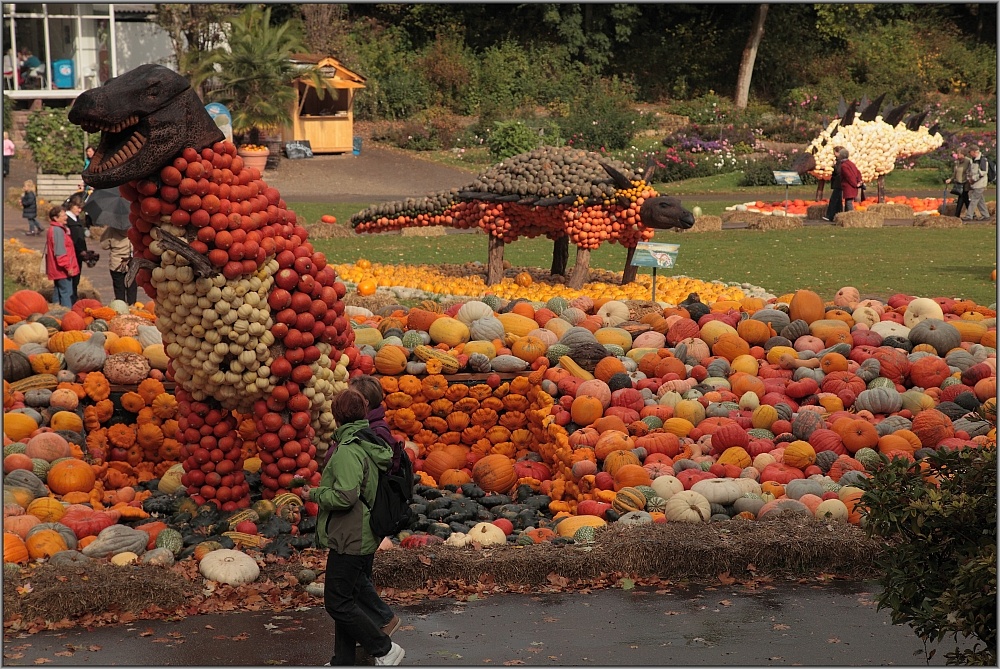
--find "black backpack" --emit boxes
[356,428,414,538]
[985,156,997,185]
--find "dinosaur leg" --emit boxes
[622,246,638,285]
[877,175,885,204]
[487,234,505,285]
[551,236,569,276]
[567,246,591,290]
[815,180,826,202]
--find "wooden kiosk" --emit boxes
[285,55,366,154]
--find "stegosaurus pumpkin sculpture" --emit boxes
[350,146,695,288]
[70,64,360,509]
[794,94,944,201]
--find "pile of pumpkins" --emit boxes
[3,284,997,569]
[348,287,996,539]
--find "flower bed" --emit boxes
[726,195,947,217]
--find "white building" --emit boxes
[3,3,174,101]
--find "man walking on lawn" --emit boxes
[964,146,991,221]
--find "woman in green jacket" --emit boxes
[306,389,405,666]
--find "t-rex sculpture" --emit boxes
[70,64,357,509]
[349,146,696,288]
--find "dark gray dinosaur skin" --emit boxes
[69,64,224,189]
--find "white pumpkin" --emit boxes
[199,548,260,585]
[814,499,849,521]
[455,300,495,326]
[11,322,49,347]
[662,490,711,523]
[871,321,911,339]
[107,299,130,314]
[738,391,760,411]
[903,297,944,328]
[466,522,506,547]
[110,551,139,566]
[596,300,630,327]
[732,478,762,495]
[445,532,470,547]
[851,305,882,328]
[651,475,684,501]
[691,478,744,505]
[752,452,777,471]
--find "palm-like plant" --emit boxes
[199,6,332,146]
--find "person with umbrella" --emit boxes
[85,189,138,304]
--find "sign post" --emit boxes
[630,242,680,303]
[773,171,803,214]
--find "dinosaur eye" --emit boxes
[146,83,160,99]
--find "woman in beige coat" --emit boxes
[99,226,138,304]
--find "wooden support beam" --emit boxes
[551,236,569,276]
[567,246,591,289]
[622,246,638,285]
[815,180,826,202]
[876,175,886,204]
[487,234,505,285]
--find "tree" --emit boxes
[154,4,234,99]
[734,4,768,109]
[300,4,352,56]
[198,6,333,146]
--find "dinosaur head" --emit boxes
[69,64,224,189]
[639,196,695,230]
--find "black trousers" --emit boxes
[825,188,843,220]
[2,155,9,176]
[955,189,970,218]
[110,270,138,304]
[324,551,391,664]
[70,273,81,304]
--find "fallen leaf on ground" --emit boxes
[33,659,51,665]
[773,624,790,630]
[828,637,841,644]
[502,660,525,666]
[717,572,736,585]
[720,599,732,606]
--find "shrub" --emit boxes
[858,447,997,666]
[738,155,785,187]
[486,121,541,161]
[24,106,85,175]
[665,91,736,125]
[558,77,642,151]
[347,24,431,121]
[3,95,13,134]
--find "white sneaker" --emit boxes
[375,642,405,666]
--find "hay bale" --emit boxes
[721,210,768,226]
[372,516,886,589]
[305,222,355,240]
[915,215,964,228]
[834,211,882,228]
[685,215,722,232]
[806,204,828,220]
[401,226,447,237]
[866,203,914,220]
[746,214,803,231]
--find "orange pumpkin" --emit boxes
[612,463,651,489]
[570,395,604,426]
[47,458,97,495]
[788,289,825,324]
[3,531,28,563]
[25,528,68,559]
[472,454,517,493]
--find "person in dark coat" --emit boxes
[64,193,88,304]
[838,148,864,212]
[823,145,845,221]
[20,179,41,235]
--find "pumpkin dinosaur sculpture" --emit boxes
[792,94,944,202]
[349,146,695,289]
[69,64,360,509]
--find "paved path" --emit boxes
[1,581,966,666]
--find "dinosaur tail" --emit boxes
[350,189,469,233]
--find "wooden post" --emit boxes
[622,246,638,284]
[567,246,591,290]
[487,234,505,285]
[551,236,569,276]
[877,174,886,203]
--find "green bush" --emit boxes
[858,447,997,666]
[666,92,735,125]
[24,106,85,175]
[738,156,785,187]
[558,77,642,151]
[347,25,431,121]
[486,121,540,161]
